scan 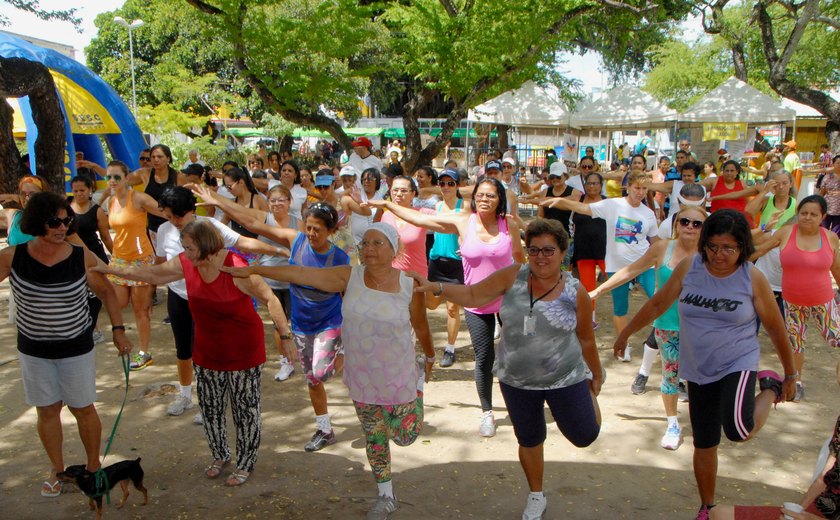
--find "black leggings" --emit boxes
[88,292,102,329]
[168,291,194,360]
[688,370,757,449]
[464,311,497,412]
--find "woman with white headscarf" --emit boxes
[223,222,435,520]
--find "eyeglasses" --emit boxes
[579,164,594,170]
[357,239,388,250]
[705,243,739,256]
[527,246,557,257]
[269,198,290,204]
[46,216,74,229]
[440,180,457,187]
[105,174,123,181]
[138,156,150,162]
[474,193,497,200]
[584,181,601,186]
[678,218,704,229]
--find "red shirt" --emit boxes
[710,178,748,214]
[180,251,266,371]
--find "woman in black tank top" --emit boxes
[144,144,179,233]
[222,167,268,241]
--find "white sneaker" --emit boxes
[479,411,496,437]
[167,395,194,416]
[493,325,501,340]
[620,345,633,363]
[193,411,204,425]
[660,423,682,450]
[522,493,547,520]
[274,357,295,381]
[367,494,399,520]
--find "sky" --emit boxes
[3,0,624,94]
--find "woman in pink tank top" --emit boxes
[367,177,524,437]
[774,195,840,402]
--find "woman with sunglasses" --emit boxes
[596,205,708,451]
[193,188,350,452]
[543,170,659,359]
[613,209,796,520]
[342,167,381,249]
[106,160,167,370]
[0,191,131,499]
[410,218,602,520]
[367,177,525,437]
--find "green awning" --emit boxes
[428,128,497,138]
[292,127,384,138]
[222,127,264,137]
[384,127,405,139]
[292,128,331,138]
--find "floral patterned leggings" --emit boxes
[353,392,424,483]
[785,299,840,353]
[654,328,680,395]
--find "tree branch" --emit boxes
[776,0,819,73]
[438,0,458,18]
[595,0,660,15]
[814,15,840,30]
[184,0,224,16]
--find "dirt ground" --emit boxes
[0,277,837,520]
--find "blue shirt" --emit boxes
[288,233,350,334]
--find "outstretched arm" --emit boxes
[539,197,592,216]
[408,264,519,309]
[590,240,667,299]
[364,199,460,234]
[222,264,352,294]
[89,255,185,286]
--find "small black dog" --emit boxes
[58,458,148,519]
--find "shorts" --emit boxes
[293,328,343,387]
[107,255,155,287]
[607,268,655,316]
[428,257,465,284]
[19,349,96,408]
[688,370,756,449]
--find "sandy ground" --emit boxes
[0,278,837,520]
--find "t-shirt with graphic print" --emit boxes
[589,197,658,272]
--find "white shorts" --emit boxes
[19,349,96,408]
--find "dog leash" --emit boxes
[92,353,131,504]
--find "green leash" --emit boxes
[91,354,131,504]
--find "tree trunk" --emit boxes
[497,124,510,150]
[278,135,294,155]
[0,57,66,192]
[0,93,24,194]
[731,41,748,82]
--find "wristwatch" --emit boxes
[784,371,799,381]
[279,333,292,340]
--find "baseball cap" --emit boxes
[485,160,502,172]
[351,137,372,148]
[549,161,568,177]
[502,158,516,167]
[339,165,359,177]
[439,169,460,182]
[181,163,204,176]
[314,175,335,187]
[783,140,797,149]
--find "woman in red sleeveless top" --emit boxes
[702,160,759,217]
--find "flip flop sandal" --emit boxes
[205,460,228,479]
[224,470,250,487]
[41,480,62,498]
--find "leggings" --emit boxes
[464,311,497,412]
[576,259,606,294]
[784,299,840,353]
[354,393,424,483]
[687,370,756,449]
[654,329,680,395]
[195,364,262,472]
[167,291,194,360]
[88,291,102,329]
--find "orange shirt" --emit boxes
[109,191,153,260]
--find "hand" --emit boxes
[362,198,388,209]
[87,264,112,275]
[219,265,254,278]
[764,179,777,193]
[423,358,433,383]
[407,271,435,293]
[538,198,556,208]
[113,330,132,356]
[347,185,364,205]
[589,372,603,396]
[588,289,601,300]
[190,183,221,205]
[782,378,796,401]
[613,338,628,361]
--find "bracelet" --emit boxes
[279,333,292,340]
[784,371,799,381]
[432,282,443,297]
[425,355,436,363]
[111,325,126,332]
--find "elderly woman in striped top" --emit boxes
[0,192,131,498]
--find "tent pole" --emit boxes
[793,116,797,140]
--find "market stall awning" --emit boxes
[468,81,570,127]
[222,127,264,137]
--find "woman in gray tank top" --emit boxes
[611,209,798,520]
[410,218,603,520]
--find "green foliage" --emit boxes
[158,134,243,170]
[261,113,296,141]
[136,103,205,136]
[0,0,80,29]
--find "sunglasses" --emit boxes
[527,246,557,257]
[440,180,457,187]
[105,174,123,181]
[315,185,331,190]
[47,216,74,229]
[579,164,595,170]
[678,218,704,229]
[138,156,150,162]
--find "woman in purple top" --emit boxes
[613,209,797,520]
[366,177,525,438]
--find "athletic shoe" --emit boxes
[129,352,153,371]
[92,329,105,344]
[696,504,714,520]
[757,370,784,406]
[193,411,204,425]
[440,350,456,367]
[304,429,336,452]
[274,357,294,381]
[620,345,632,363]
[678,381,689,402]
[479,411,496,437]
[162,315,171,324]
[493,326,501,340]
[794,382,805,402]
[522,493,547,520]
[152,293,160,306]
[167,395,194,416]
[367,495,399,520]
[631,373,648,395]
[660,423,682,450]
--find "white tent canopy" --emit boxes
[679,77,796,124]
[569,85,677,129]
[467,81,570,127]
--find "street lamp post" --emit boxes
[114,16,144,118]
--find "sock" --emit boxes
[666,415,678,428]
[179,385,192,400]
[377,480,394,499]
[278,355,288,364]
[315,414,331,433]
[444,344,455,354]
[639,344,658,377]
